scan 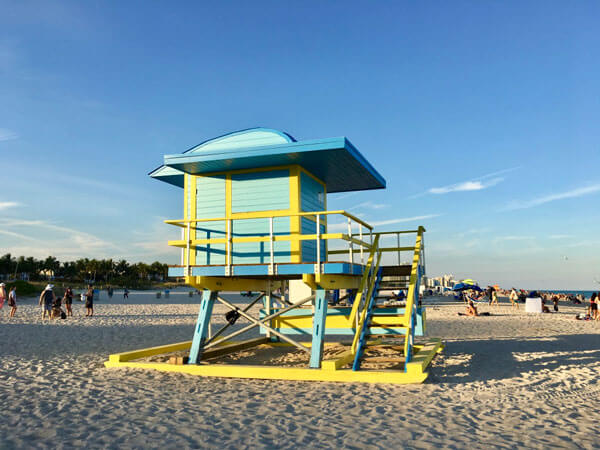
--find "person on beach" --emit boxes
[8,286,17,317]
[85,285,94,317]
[0,282,6,315]
[590,292,598,320]
[552,295,559,312]
[64,287,74,317]
[490,286,498,306]
[123,288,129,300]
[108,286,113,298]
[39,284,56,319]
[509,288,519,308]
[51,294,66,319]
[466,300,478,316]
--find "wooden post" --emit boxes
[265,282,272,339]
[188,290,217,364]
[309,287,328,368]
[316,214,321,272]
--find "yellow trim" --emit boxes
[103,361,429,384]
[109,340,192,363]
[348,235,380,325]
[289,166,301,263]
[404,226,425,358]
[303,274,362,290]
[164,209,371,230]
[270,313,407,330]
[351,251,382,353]
[191,164,295,178]
[168,233,359,248]
[225,174,232,219]
[104,338,443,384]
[191,276,281,291]
[230,209,290,220]
[189,175,197,266]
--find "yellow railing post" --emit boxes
[403,226,425,360]
[351,250,382,354]
[348,234,380,327]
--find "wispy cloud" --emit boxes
[0,218,118,258]
[411,166,520,198]
[330,192,359,201]
[0,229,36,241]
[0,128,18,142]
[0,201,20,210]
[494,235,535,242]
[429,177,503,194]
[351,201,389,210]
[369,214,442,227]
[505,184,600,210]
[327,214,441,231]
[548,234,573,240]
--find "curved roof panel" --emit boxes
[150,128,385,193]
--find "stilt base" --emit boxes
[104,338,443,385]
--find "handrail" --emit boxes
[403,226,425,362]
[351,250,382,354]
[165,209,373,231]
[166,210,374,272]
[348,235,380,326]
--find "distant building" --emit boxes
[426,274,457,290]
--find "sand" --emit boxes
[1,291,599,449]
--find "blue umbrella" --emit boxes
[453,283,483,292]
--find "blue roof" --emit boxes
[150,128,386,193]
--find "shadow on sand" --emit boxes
[431,333,600,384]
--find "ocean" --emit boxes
[539,290,598,299]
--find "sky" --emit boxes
[1,1,599,289]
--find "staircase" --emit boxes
[349,227,425,372]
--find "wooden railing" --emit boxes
[164,210,373,275]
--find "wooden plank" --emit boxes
[201,337,270,360]
[109,340,192,363]
[361,357,406,363]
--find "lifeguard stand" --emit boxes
[105,128,443,384]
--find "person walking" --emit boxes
[590,292,598,320]
[85,284,94,317]
[8,286,17,317]
[0,282,6,315]
[39,284,56,319]
[123,287,129,300]
[509,288,519,308]
[64,286,74,317]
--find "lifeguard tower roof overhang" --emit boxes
[149,128,386,193]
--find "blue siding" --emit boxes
[301,172,325,212]
[301,217,326,262]
[231,170,289,213]
[195,175,226,265]
[232,217,291,264]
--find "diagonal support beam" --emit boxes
[215,296,311,353]
[205,295,315,351]
[204,293,265,346]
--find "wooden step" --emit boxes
[380,265,412,277]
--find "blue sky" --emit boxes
[1,1,599,289]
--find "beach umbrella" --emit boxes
[453,283,483,292]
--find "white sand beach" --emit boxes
[1,291,599,449]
